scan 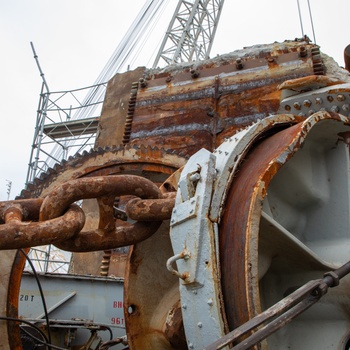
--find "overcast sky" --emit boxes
[0,0,349,200]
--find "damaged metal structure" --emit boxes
[1,39,350,349]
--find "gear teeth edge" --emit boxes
[18,144,188,199]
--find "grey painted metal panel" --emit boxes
[19,272,125,348]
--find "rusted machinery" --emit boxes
[1,38,350,349]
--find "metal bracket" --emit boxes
[279,83,350,117]
[168,148,226,349]
[168,115,304,349]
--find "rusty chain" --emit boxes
[0,175,175,252]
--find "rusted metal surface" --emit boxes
[0,175,177,253]
[20,145,186,199]
[220,114,316,330]
[0,205,85,250]
[126,191,175,221]
[40,175,161,220]
[2,39,350,350]
[125,224,182,349]
[54,219,162,252]
[41,175,163,252]
[278,75,345,93]
[124,169,185,350]
[18,146,187,275]
[345,44,350,72]
[219,112,350,347]
[122,81,139,145]
[129,42,321,156]
[0,249,28,350]
[95,67,146,149]
[0,175,168,251]
[164,300,187,349]
[0,198,43,223]
[0,250,19,350]
[209,114,304,224]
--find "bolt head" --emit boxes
[293,102,301,110]
[331,105,340,112]
[342,104,350,112]
[235,58,243,69]
[337,94,346,102]
[303,99,312,108]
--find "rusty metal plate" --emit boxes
[129,42,319,155]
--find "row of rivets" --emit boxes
[282,93,350,116]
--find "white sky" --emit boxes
[0,0,349,200]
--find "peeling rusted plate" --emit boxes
[130,42,318,155]
[96,67,146,148]
[219,111,350,339]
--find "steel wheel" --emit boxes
[220,111,350,348]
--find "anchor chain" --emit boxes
[0,175,175,252]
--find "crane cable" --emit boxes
[296,0,316,44]
[307,0,317,44]
[46,0,170,167]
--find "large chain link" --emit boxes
[0,175,175,252]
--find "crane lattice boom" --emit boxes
[153,0,225,67]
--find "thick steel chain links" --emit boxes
[0,175,175,252]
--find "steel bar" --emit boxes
[203,280,320,350]
[204,260,350,350]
